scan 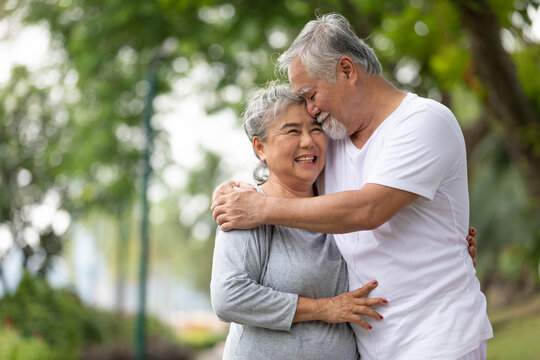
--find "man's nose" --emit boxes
[307,102,320,117]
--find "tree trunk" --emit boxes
[115,210,130,315]
[455,0,540,209]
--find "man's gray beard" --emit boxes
[323,115,348,139]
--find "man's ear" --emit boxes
[337,56,357,83]
[253,137,266,162]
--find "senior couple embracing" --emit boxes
[209,12,492,360]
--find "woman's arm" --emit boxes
[294,281,386,330]
[210,228,385,331]
[210,228,297,331]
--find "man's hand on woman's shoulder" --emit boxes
[212,181,255,202]
[211,181,263,231]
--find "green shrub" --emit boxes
[0,326,58,360]
[0,272,195,359]
[0,272,94,358]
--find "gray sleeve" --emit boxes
[210,228,298,332]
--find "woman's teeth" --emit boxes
[295,156,316,163]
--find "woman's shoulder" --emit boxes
[215,225,273,244]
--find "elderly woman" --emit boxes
[210,83,387,360]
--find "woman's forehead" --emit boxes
[266,103,313,132]
[280,103,312,121]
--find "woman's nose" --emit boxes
[300,132,315,148]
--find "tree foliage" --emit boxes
[1,0,539,298]
[0,65,72,278]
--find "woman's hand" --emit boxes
[294,280,387,330]
[467,226,477,267]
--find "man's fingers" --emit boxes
[215,210,233,231]
[212,180,254,202]
[211,195,227,212]
[211,180,254,204]
[215,212,226,226]
[211,181,237,202]
[219,222,232,232]
[212,202,225,221]
[469,226,476,236]
[236,182,256,190]
[210,201,219,214]
[211,185,257,214]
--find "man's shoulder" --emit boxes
[374,94,464,152]
[402,94,456,121]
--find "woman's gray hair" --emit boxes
[277,13,382,83]
[243,82,303,184]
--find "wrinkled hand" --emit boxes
[211,185,264,231]
[467,226,477,267]
[212,181,255,202]
[319,280,387,330]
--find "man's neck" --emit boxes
[350,77,406,149]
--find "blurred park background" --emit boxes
[1,0,540,359]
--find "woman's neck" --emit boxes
[261,176,315,198]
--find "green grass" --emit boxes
[487,293,540,360]
[177,327,227,350]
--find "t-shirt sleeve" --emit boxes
[365,108,461,200]
[210,227,298,332]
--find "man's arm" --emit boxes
[212,182,478,262]
[212,183,418,233]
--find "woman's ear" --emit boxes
[253,137,266,162]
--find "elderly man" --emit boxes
[212,13,492,360]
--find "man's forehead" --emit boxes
[288,61,312,92]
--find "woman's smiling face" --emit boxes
[254,103,327,191]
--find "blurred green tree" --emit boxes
[0,65,72,279]
[2,0,539,300]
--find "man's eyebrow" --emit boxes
[297,87,312,96]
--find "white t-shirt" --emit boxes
[318,93,493,360]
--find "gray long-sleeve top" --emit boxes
[210,218,359,359]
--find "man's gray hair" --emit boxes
[243,82,304,184]
[277,13,382,83]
